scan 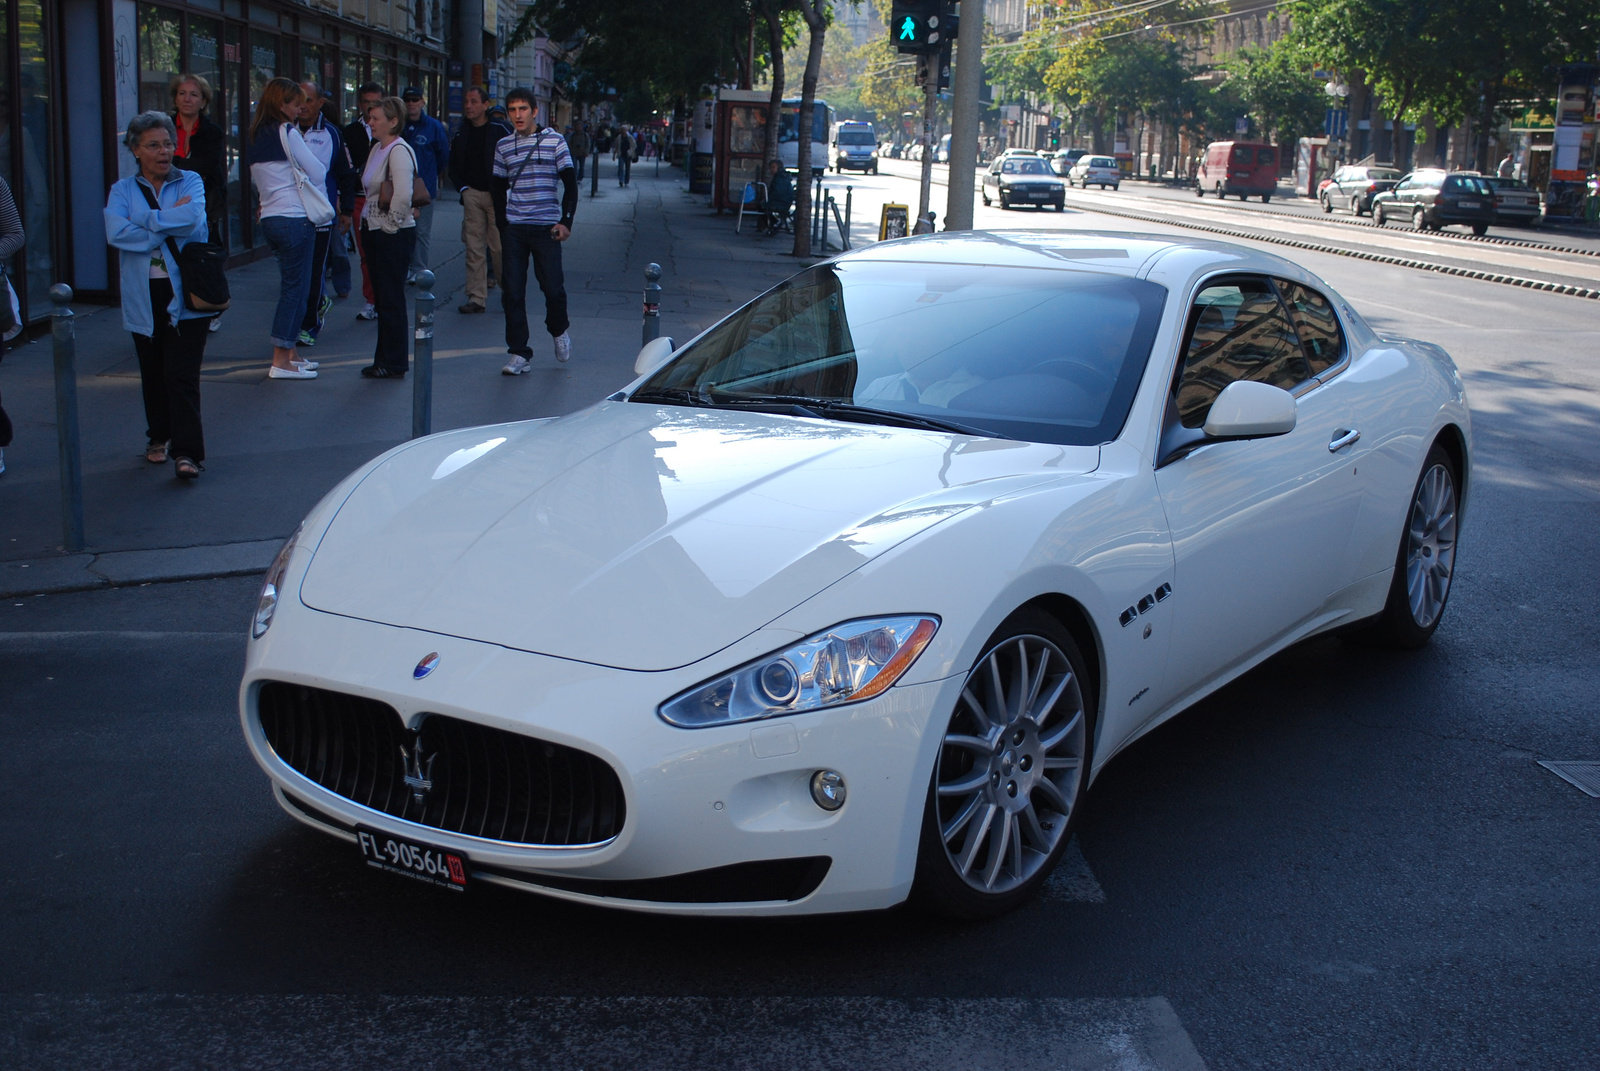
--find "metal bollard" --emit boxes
[844,186,852,243]
[50,284,85,552]
[412,270,435,439]
[642,263,662,344]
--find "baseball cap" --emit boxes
[401,86,423,101]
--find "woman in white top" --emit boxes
[357,96,417,378]
[247,77,325,379]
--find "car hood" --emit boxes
[300,403,1096,670]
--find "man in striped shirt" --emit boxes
[492,86,577,374]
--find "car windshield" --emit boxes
[838,130,874,145]
[1369,168,1401,180]
[1004,159,1049,174]
[632,262,1167,446]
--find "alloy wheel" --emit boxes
[1404,462,1458,629]
[933,634,1087,895]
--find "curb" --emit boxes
[1,539,282,599]
[1059,194,1600,300]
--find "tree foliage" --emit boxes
[1221,39,1327,145]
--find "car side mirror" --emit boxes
[1202,380,1297,439]
[633,336,676,377]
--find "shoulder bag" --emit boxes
[279,124,337,226]
[379,141,431,212]
[137,181,231,312]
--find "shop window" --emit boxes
[12,0,57,318]
[138,4,183,113]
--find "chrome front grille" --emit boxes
[256,681,625,847]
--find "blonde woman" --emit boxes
[358,96,417,378]
[247,77,324,378]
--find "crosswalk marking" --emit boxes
[1043,837,1107,902]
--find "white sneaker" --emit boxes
[502,354,532,375]
[208,316,222,333]
[357,304,378,321]
[269,364,317,379]
[554,332,572,363]
[293,358,319,371]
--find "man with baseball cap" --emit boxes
[400,86,449,284]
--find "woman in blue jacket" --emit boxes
[104,111,213,480]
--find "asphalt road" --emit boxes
[3,171,1599,1070]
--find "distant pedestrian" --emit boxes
[1497,154,1514,178]
[358,95,417,379]
[0,177,21,477]
[343,83,384,321]
[590,126,611,197]
[247,77,325,379]
[616,127,633,187]
[104,111,213,479]
[320,98,354,300]
[169,73,227,335]
[568,121,591,182]
[493,87,576,375]
[295,81,354,348]
[450,86,512,315]
[401,86,449,284]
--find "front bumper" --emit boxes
[240,604,955,916]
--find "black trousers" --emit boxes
[132,278,208,461]
[500,223,568,358]
[363,224,414,372]
[299,225,333,336]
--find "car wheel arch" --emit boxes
[1432,423,1470,516]
[1015,593,1105,747]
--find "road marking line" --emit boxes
[1043,836,1107,902]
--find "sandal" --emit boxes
[173,456,203,480]
[145,440,169,464]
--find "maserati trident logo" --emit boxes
[400,738,436,805]
[413,652,440,679]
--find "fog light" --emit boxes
[810,770,846,811]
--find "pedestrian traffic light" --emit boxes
[891,0,946,55]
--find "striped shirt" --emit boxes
[492,129,574,225]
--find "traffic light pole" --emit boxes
[916,59,937,233]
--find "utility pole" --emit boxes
[944,0,983,231]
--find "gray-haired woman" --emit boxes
[104,110,213,480]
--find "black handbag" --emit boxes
[137,182,231,312]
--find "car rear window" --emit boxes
[638,262,1168,446]
[1443,176,1492,195]
[1256,148,1275,165]
[1088,157,1115,168]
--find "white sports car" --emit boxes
[241,231,1469,918]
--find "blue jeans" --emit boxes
[617,155,631,186]
[326,224,353,296]
[260,216,316,349]
[500,223,568,357]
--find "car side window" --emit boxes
[1174,278,1310,429]
[1275,280,1345,377]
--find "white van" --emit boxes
[831,121,879,174]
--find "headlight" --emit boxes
[251,526,301,639]
[659,616,939,729]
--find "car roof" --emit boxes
[836,229,1309,282]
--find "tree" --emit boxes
[791,0,832,258]
[1222,39,1327,147]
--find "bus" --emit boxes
[777,98,835,171]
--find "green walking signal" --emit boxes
[890,0,944,55]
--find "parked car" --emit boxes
[1064,155,1121,190]
[908,143,925,162]
[1196,141,1279,202]
[982,154,1067,209]
[1372,170,1496,235]
[934,134,951,163]
[1319,164,1403,216]
[241,230,1470,919]
[1051,148,1090,175]
[831,121,879,174]
[1482,176,1541,226]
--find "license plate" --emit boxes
[357,826,468,891]
[1457,199,1480,208]
[1030,191,1051,199]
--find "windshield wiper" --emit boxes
[710,395,1001,439]
[629,385,715,407]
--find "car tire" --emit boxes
[999,196,1009,210]
[1355,444,1460,650]
[1413,208,1428,231]
[981,190,990,206]
[1196,183,1205,198]
[1471,223,1488,236]
[1261,193,1271,203]
[1374,204,1388,226]
[910,609,1094,919]
[1354,198,1367,216]
[1321,194,1332,213]
[1054,202,1065,211]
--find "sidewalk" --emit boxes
[0,167,818,596]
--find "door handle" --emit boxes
[1328,428,1361,452]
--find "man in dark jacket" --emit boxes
[401,86,451,283]
[296,81,356,344]
[343,82,383,320]
[449,86,513,314]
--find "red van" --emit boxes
[1196,141,1279,202]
